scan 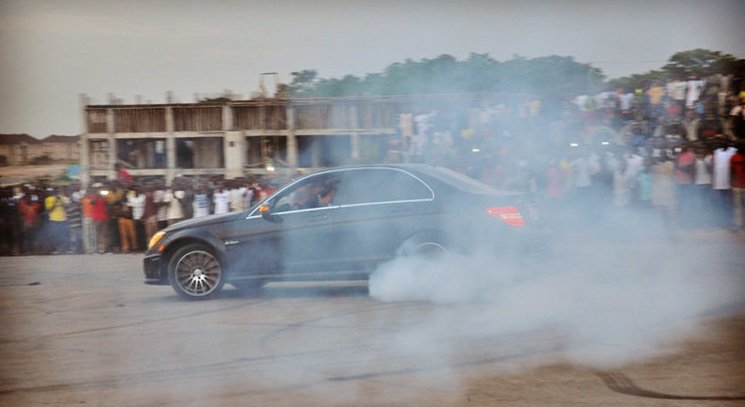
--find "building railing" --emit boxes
[233,103,287,130]
[114,108,167,133]
[85,93,509,134]
[173,106,223,132]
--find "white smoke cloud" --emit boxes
[368,235,737,371]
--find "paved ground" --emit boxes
[1,230,744,406]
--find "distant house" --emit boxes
[0,134,80,166]
[38,135,81,163]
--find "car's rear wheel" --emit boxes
[397,234,448,260]
[168,243,225,300]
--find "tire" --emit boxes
[168,243,225,300]
[396,234,448,260]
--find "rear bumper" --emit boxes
[143,254,167,285]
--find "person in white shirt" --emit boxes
[192,185,210,218]
[127,187,146,250]
[666,80,687,102]
[613,150,644,207]
[713,146,737,190]
[686,78,705,109]
[229,181,248,212]
[213,183,230,215]
[713,146,738,227]
[154,182,168,230]
[164,187,185,225]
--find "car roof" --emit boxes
[309,164,518,196]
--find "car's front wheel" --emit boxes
[168,243,225,300]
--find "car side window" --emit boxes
[337,169,432,205]
[271,173,342,212]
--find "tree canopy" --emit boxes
[286,49,744,99]
[608,49,745,91]
[287,53,605,99]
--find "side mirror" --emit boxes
[259,205,283,223]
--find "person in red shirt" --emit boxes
[90,187,110,253]
[81,191,97,253]
[116,163,132,184]
[18,194,41,254]
[731,149,745,232]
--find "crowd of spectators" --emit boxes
[1,73,745,256]
[396,73,745,235]
[0,175,280,256]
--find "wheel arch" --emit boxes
[160,235,226,281]
[397,228,450,256]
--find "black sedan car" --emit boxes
[144,165,549,300]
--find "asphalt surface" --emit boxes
[1,230,744,406]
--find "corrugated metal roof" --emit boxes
[0,134,39,145]
[40,135,80,143]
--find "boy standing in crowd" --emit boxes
[90,186,109,253]
[128,186,146,252]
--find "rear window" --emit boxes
[337,168,433,205]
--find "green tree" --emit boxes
[662,49,740,79]
[609,49,745,91]
[287,70,319,97]
[285,53,605,99]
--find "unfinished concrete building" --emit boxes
[80,93,500,186]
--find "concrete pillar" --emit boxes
[224,131,244,179]
[107,133,116,180]
[165,106,174,133]
[106,108,115,134]
[222,105,233,131]
[286,107,297,170]
[165,138,176,185]
[79,94,91,188]
[104,107,117,180]
[165,107,176,185]
[80,136,90,188]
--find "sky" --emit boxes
[1,0,744,138]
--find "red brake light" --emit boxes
[487,207,525,227]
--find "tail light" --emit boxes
[487,207,525,227]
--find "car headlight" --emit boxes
[148,231,166,251]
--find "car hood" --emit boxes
[163,212,245,233]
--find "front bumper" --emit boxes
[143,254,167,285]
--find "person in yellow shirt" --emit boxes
[44,188,68,254]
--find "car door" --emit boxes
[333,168,435,265]
[229,171,343,277]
